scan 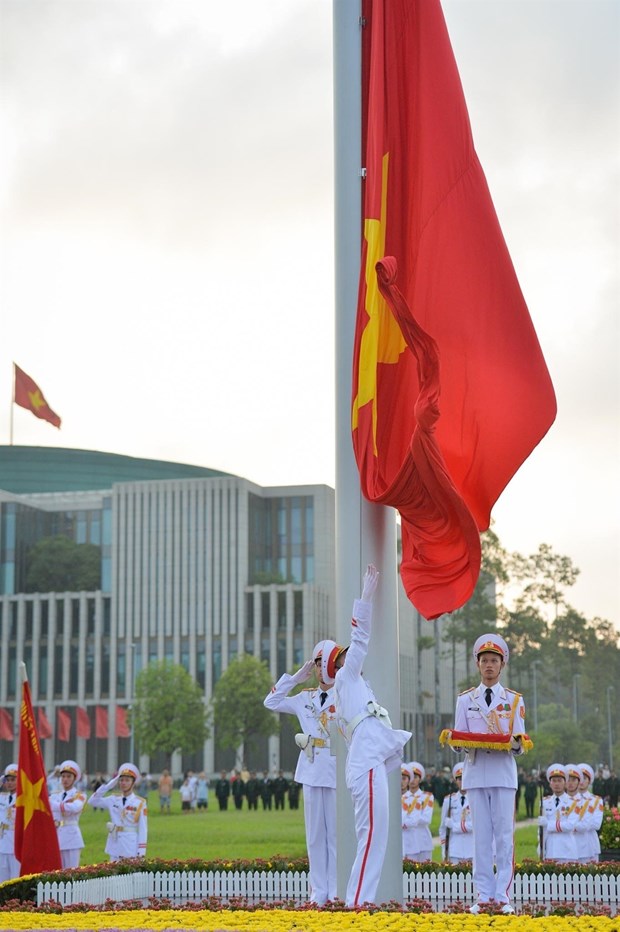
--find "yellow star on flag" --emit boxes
[16,771,48,830]
[27,389,46,411]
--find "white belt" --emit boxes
[344,700,392,743]
[107,822,138,834]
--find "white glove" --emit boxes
[102,774,119,793]
[510,735,522,751]
[291,659,315,684]
[444,817,455,830]
[537,815,547,827]
[361,564,379,602]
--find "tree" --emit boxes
[532,703,598,766]
[129,661,210,770]
[511,543,579,621]
[25,535,101,592]
[209,655,279,768]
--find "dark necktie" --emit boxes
[555,796,559,807]
[485,687,493,706]
[320,692,328,706]
[122,797,127,806]
[8,795,12,805]
[461,794,466,806]
[62,791,67,800]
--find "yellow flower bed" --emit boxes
[0,911,616,931]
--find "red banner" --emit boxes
[36,707,52,740]
[352,0,556,619]
[15,679,62,873]
[76,706,91,739]
[13,364,61,429]
[57,709,71,742]
[0,708,13,741]
[116,706,131,738]
[95,706,108,739]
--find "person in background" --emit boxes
[158,769,173,815]
[439,762,473,864]
[88,762,148,860]
[0,764,19,882]
[196,771,209,811]
[401,762,434,862]
[538,763,579,863]
[325,565,411,908]
[231,770,245,810]
[180,776,193,813]
[245,771,260,810]
[524,773,539,819]
[259,771,272,811]
[577,763,604,863]
[49,759,87,869]
[215,770,230,811]
[273,770,289,810]
[288,780,301,810]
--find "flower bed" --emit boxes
[600,808,620,850]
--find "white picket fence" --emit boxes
[37,869,619,908]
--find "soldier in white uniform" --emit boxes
[440,762,474,864]
[401,762,434,861]
[453,633,526,915]
[0,763,19,882]
[324,565,411,908]
[538,764,579,862]
[49,759,87,869]
[88,762,147,861]
[577,763,604,863]
[263,644,337,905]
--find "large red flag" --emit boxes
[352,0,556,619]
[36,707,53,740]
[13,364,61,429]
[95,706,108,739]
[76,706,91,739]
[15,677,62,873]
[115,706,131,738]
[0,708,13,741]
[57,709,71,742]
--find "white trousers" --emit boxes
[467,786,515,904]
[0,853,20,883]
[303,785,337,905]
[346,764,389,908]
[61,848,81,869]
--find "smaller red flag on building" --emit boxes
[76,706,91,739]
[57,709,71,742]
[95,706,108,739]
[0,708,13,741]
[115,706,131,738]
[13,364,61,429]
[36,708,53,740]
[15,668,62,874]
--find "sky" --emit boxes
[0,0,618,626]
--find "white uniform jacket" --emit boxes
[402,787,434,857]
[539,792,579,861]
[49,788,86,852]
[0,792,16,856]
[440,790,473,860]
[574,791,604,859]
[89,786,147,859]
[334,599,411,789]
[454,683,526,790]
[264,676,336,788]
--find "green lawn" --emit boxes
[78,792,538,866]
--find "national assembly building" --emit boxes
[0,445,468,778]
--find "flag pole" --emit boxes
[333,0,402,904]
[19,661,27,684]
[10,363,15,446]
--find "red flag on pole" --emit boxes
[0,708,13,741]
[15,672,62,874]
[57,709,71,742]
[36,707,53,740]
[95,706,108,739]
[352,0,556,620]
[115,706,131,738]
[76,706,91,739]
[13,364,61,429]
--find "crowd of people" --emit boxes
[0,565,616,909]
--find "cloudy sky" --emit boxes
[1,0,618,625]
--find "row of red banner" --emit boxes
[0,705,130,741]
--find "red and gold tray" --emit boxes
[439,729,533,752]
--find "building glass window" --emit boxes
[39,643,48,694]
[101,641,110,696]
[54,644,63,696]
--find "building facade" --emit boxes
[0,445,472,778]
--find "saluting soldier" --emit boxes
[49,759,87,868]
[439,762,473,864]
[0,763,19,882]
[452,633,526,915]
[264,645,337,905]
[88,762,147,861]
[401,762,434,861]
[538,763,579,862]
